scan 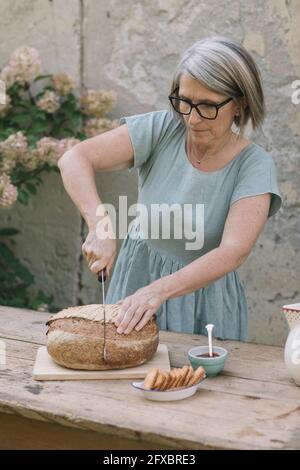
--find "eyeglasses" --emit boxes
[168,87,241,120]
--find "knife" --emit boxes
[98,267,107,361]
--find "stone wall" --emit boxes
[1,0,299,345]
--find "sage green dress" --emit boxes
[105,109,282,340]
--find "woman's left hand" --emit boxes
[113,284,166,334]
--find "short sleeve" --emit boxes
[230,150,282,218]
[119,109,178,171]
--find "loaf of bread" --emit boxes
[46,304,159,370]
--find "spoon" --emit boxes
[205,324,214,357]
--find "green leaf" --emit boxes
[25,182,37,194]
[34,86,56,101]
[43,85,55,92]
[0,242,15,263]
[0,238,57,310]
[76,131,87,140]
[16,102,31,110]
[0,228,19,237]
[65,93,77,105]
[33,74,53,83]
[28,123,48,134]
[26,134,39,146]
[0,127,16,139]
[42,163,52,173]
[17,190,29,205]
[30,109,48,121]
[14,264,34,284]
[7,83,23,95]
[9,114,30,126]
[34,90,47,100]
[28,289,54,310]
[7,297,30,308]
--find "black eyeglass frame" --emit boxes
[168,87,243,120]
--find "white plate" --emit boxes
[131,378,205,401]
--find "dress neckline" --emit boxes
[182,133,255,175]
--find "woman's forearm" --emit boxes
[153,245,248,300]
[58,150,103,230]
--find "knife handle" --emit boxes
[97,267,107,283]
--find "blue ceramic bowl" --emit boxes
[188,345,228,377]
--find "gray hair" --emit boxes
[169,35,265,136]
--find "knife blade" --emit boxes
[98,267,107,361]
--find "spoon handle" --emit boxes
[209,332,213,357]
[205,323,214,357]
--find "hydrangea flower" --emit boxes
[36,90,61,113]
[0,173,18,208]
[80,89,117,118]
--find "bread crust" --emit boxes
[46,304,159,370]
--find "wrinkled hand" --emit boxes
[113,284,166,334]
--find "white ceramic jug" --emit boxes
[284,323,300,386]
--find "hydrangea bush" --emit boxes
[0,46,119,310]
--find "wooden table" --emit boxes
[0,305,299,450]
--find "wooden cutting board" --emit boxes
[33,343,170,381]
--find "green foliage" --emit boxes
[0,83,84,144]
[0,50,117,312]
[0,71,88,311]
[0,237,58,312]
[0,76,87,200]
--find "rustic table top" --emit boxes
[0,305,299,450]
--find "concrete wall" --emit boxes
[0,0,299,346]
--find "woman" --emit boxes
[58,35,282,341]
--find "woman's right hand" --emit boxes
[82,227,117,277]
